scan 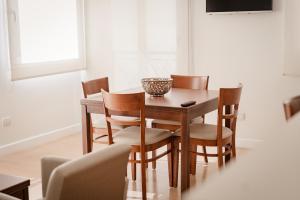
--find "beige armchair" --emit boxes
[0,144,130,200]
[0,194,18,200]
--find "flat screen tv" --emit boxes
[206,0,273,13]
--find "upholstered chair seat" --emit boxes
[151,117,204,131]
[114,126,174,145]
[175,124,232,140]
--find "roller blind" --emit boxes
[6,0,85,80]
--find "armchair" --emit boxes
[0,144,130,200]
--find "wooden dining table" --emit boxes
[80,87,219,191]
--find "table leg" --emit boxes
[81,105,92,154]
[181,111,190,191]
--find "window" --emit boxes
[6,0,85,80]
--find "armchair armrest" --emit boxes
[0,193,20,200]
[41,156,70,197]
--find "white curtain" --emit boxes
[110,0,177,90]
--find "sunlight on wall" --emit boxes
[111,0,177,90]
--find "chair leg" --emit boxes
[152,150,157,169]
[140,149,147,200]
[151,123,157,169]
[145,153,148,168]
[190,144,197,175]
[167,143,174,187]
[172,138,179,188]
[225,144,231,163]
[131,152,136,181]
[202,146,208,163]
[232,137,236,158]
[201,116,208,163]
[89,121,94,151]
[217,145,223,168]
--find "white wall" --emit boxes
[3,0,296,146]
[84,0,113,82]
[191,0,300,140]
[284,0,300,76]
[0,0,82,146]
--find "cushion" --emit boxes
[114,126,173,145]
[93,116,139,129]
[175,124,232,140]
[152,116,204,127]
[92,121,105,129]
[152,119,181,126]
[191,117,204,124]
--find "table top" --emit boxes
[81,88,219,110]
[0,174,30,192]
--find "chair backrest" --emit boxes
[82,77,109,98]
[171,75,209,122]
[170,74,209,90]
[45,144,130,200]
[101,89,146,145]
[217,85,243,140]
[283,95,300,121]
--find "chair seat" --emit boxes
[175,124,232,140]
[152,119,181,126]
[93,121,105,129]
[93,116,140,129]
[152,117,204,127]
[114,126,173,145]
[191,117,204,124]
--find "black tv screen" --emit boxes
[206,0,273,13]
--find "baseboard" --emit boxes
[0,124,81,157]
[236,138,263,149]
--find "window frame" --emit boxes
[6,0,86,81]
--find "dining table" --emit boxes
[80,87,219,192]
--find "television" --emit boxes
[206,0,273,13]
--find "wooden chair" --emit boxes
[82,77,110,145]
[82,77,109,98]
[283,95,300,120]
[101,90,178,200]
[82,77,141,179]
[151,74,209,173]
[176,85,242,173]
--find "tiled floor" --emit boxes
[0,131,249,200]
